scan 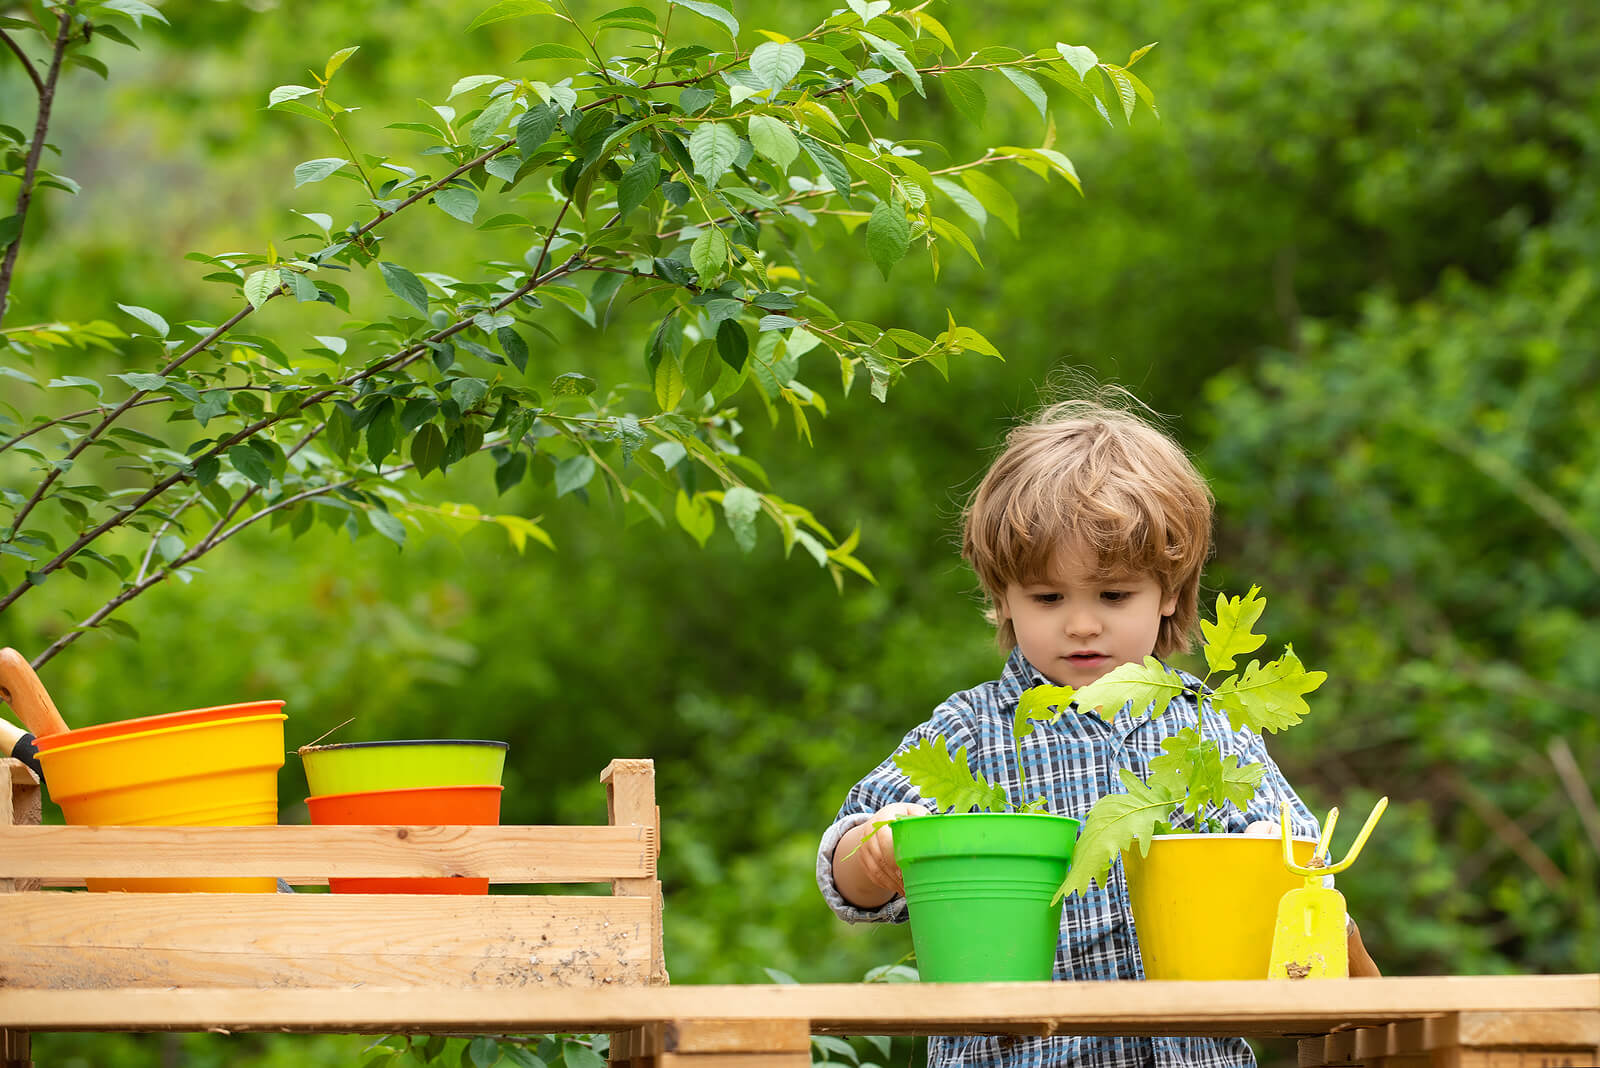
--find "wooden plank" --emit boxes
[602,759,666,985]
[0,894,655,991]
[0,976,1593,1034]
[1,759,41,894]
[656,1056,808,1067]
[0,824,653,881]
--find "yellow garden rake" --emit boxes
[1268,796,1388,979]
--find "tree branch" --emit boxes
[0,29,44,95]
[0,5,74,327]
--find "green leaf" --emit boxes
[1055,769,1178,901]
[155,534,185,564]
[938,69,985,127]
[266,83,315,106]
[1106,66,1136,122]
[434,186,480,222]
[865,200,910,280]
[746,116,799,172]
[554,454,595,496]
[1056,43,1099,80]
[998,67,1049,123]
[449,377,489,411]
[653,352,684,410]
[552,372,597,396]
[1208,646,1327,735]
[1148,728,1266,817]
[468,1036,500,1067]
[715,318,748,370]
[721,485,761,551]
[365,399,397,465]
[893,736,1010,814]
[1070,656,1188,723]
[501,1047,547,1068]
[932,177,986,231]
[468,94,515,146]
[750,41,805,90]
[860,32,923,97]
[114,303,170,337]
[801,138,855,206]
[1200,586,1268,674]
[100,0,169,27]
[687,122,740,187]
[617,152,660,218]
[960,170,1018,236]
[47,376,101,396]
[668,0,738,39]
[115,372,168,392]
[410,422,445,477]
[1014,684,1075,744]
[517,102,559,157]
[675,490,715,547]
[518,43,585,61]
[293,157,348,187]
[324,46,360,81]
[369,509,406,547]
[561,1043,606,1068]
[243,269,280,309]
[468,0,554,30]
[378,262,429,315]
[226,444,272,488]
[690,226,728,283]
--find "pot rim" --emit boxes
[298,739,509,755]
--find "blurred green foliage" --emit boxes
[4,0,1598,1064]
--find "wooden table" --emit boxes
[3,976,1596,1067]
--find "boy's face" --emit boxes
[996,541,1177,689]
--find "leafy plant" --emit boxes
[0,0,1157,672]
[891,587,1327,899]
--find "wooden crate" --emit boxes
[0,756,665,1062]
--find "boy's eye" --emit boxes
[1032,593,1061,604]
[1101,590,1131,603]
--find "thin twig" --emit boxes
[3,301,259,541]
[1547,738,1600,857]
[0,29,44,95]
[0,4,74,327]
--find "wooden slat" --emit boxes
[0,976,1594,1034]
[603,759,667,985]
[0,824,653,881]
[0,893,655,991]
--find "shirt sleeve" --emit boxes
[816,698,976,924]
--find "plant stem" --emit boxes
[0,29,44,95]
[0,3,73,329]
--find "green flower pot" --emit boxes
[892,812,1080,982]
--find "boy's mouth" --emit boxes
[1066,651,1108,663]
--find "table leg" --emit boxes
[612,1020,811,1067]
[1300,1012,1600,1068]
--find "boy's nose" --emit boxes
[1065,610,1102,637]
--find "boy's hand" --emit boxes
[1347,916,1380,977]
[832,802,928,908]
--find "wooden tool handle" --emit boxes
[0,647,69,737]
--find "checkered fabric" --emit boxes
[817,648,1322,1068]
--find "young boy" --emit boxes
[817,397,1376,1068]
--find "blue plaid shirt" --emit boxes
[817,648,1321,1068]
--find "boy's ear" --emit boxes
[993,590,1011,626]
[1160,591,1178,618]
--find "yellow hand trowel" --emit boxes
[1267,795,1388,979]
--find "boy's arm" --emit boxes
[1348,917,1381,977]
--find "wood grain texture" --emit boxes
[0,894,655,991]
[0,823,653,881]
[1,976,1594,1033]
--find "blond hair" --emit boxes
[960,397,1213,657]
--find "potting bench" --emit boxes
[3,758,1598,1068]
